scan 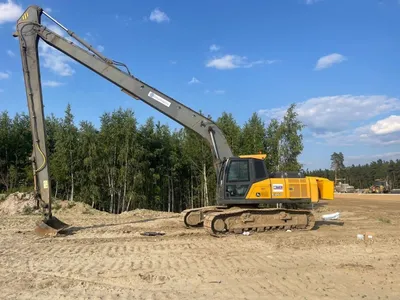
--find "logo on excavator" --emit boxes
[148,91,171,107]
[272,184,283,192]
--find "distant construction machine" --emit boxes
[14,5,334,236]
[369,179,390,194]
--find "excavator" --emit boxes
[14,5,334,237]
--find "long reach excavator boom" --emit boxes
[15,6,232,235]
[15,5,334,237]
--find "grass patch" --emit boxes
[4,186,34,197]
[22,205,34,215]
[67,201,76,209]
[82,207,94,215]
[378,217,391,224]
[52,201,62,211]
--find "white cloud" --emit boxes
[204,89,225,95]
[188,77,201,84]
[370,115,400,135]
[169,60,177,64]
[45,23,65,37]
[315,53,346,70]
[329,121,400,146]
[206,54,277,70]
[0,0,23,24]
[149,8,170,23]
[42,80,65,87]
[84,32,104,53]
[345,152,400,165]
[6,50,15,57]
[209,44,220,52]
[44,7,52,13]
[0,71,10,79]
[354,115,400,145]
[259,95,400,134]
[38,24,75,76]
[214,90,225,95]
[306,0,321,4]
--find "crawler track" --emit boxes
[203,208,315,235]
[180,206,227,227]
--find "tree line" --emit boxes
[306,151,400,190]
[0,103,304,213]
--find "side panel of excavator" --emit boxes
[245,176,333,202]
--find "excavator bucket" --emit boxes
[34,216,69,237]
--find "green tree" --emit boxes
[240,112,267,155]
[76,121,101,208]
[330,152,345,182]
[51,104,79,200]
[278,104,305,171]
[216,112,242,156]
[264,118,281,172]
[0,111,12,191]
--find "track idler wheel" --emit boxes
[181,206,228,228]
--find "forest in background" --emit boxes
[0,103,304,213]
[307,152,400,190]
[1,103,399,213]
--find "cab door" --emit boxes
[223,159,252,200]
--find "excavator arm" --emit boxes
[15,5,233,235]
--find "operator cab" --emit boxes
[218,156,269,201]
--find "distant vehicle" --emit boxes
[335,182,355,193]
[369,179,390,194]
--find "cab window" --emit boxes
[254,159,267,180]
[227,160,249,182]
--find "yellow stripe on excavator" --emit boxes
[239,154,267,160]
[21,12,29,20]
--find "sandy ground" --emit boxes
[1,194,400,300]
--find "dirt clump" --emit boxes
[0,192,39,215]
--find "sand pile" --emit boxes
[120,208,179,218]
[0,192,39,215]
[54,200,108,216]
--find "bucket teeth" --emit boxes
[34,216,69,237]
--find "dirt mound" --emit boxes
[0,192,39,215]
[54,200,108,216]
[120,208,179,218]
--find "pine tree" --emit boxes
[240,112,267,155]
[330,152,345,182]
[51,104,79,200]
[216,112,242,156]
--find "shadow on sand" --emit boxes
[313,220,344,230]
[57,216,179,236]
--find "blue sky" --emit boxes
[1,0,399,170]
